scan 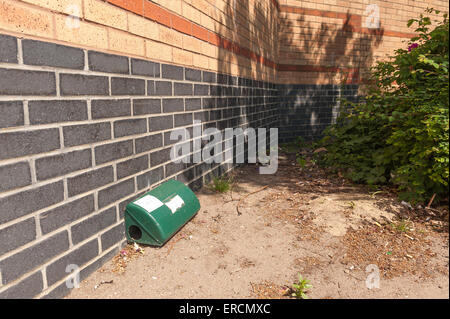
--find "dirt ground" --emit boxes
[66,151,449,299]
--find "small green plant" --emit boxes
[296,156,307,168]
[391,219,413,233]
[347,201,356,209]
[210,175,232,193]
[291,273,312,299]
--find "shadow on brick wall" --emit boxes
[216,2,385,142]
[177,0,280,187]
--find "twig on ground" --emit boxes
[94,280,113,289]
[236,185,269,215]
[427,194,436,209]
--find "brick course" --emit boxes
[22,39,85,70]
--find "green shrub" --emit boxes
[318,9,449,204]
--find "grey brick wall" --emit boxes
[0,32,357,299]
[0,34,279,299]
[277,84,359,142]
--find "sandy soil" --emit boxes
[66,153,449,299]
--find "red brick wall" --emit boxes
[277,0,449,84]
[0,0,448,83]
